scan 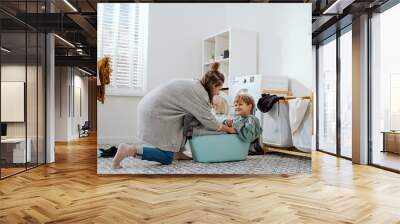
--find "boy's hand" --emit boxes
[225,119,233,127]
[221,125,236,134]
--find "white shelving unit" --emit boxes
[202,28,258,88]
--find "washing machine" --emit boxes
[212,91,230,122]
[229,74,262,120]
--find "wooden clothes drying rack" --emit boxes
[262,89,313,133]
[262,89,313,101]
[260,89,314,158]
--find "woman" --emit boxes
[112,63,233,168]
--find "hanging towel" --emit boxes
[288,99,311,152]
[288,99,310,134]
[97,57,112,103]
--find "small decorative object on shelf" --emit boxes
[223,49,229,59]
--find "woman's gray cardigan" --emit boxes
[137,79,221,152]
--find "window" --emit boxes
[339,29,352,158]
[317,28,352,158]
[371,2,400,171]
[97,3,148,96]
[318,37,337,154]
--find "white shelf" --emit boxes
[204,29,230,41]
[203,58,229,65]
[216,58,229,63]
[202,28,257,89]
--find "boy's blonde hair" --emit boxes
[234,94,256,114]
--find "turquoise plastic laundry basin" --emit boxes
[189,134,250,163]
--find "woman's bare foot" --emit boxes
[175,152,192,160]
[112,143,137,169]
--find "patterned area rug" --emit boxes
[97,153,311,175]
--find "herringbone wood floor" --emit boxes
[1,135,400,224]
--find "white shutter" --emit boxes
[97,3,148,96]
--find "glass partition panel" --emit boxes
[0,0,46,179]
[1,31,27,177]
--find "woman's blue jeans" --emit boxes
[142,147,174,165]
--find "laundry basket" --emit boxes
[189,134,250,163]
[262,102,293,148]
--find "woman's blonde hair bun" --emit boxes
[201,62,224,103]
[210,62,220,71]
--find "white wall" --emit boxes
[71,74,89,138]
[75,75,89,124]
[55,67,69,141]
[55,67,89,141]
[98,3,312,145]
[225,3,313,95]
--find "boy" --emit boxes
[223,94,263,154]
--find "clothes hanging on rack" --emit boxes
[288,99,312,152]
[257,93,284,113]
